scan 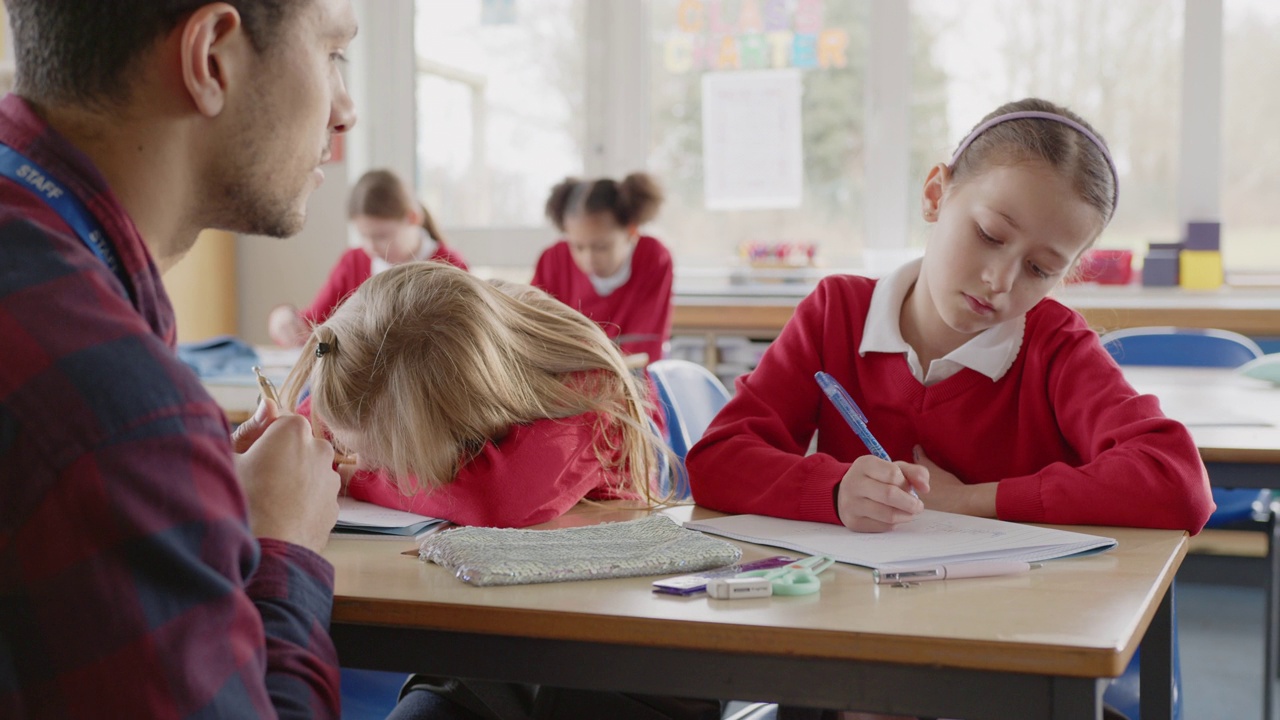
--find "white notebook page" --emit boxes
[685,511,1116,570]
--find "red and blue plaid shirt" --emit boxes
[0,95,340,718]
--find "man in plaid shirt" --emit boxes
[0,1,357,717]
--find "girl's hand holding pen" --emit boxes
[836,454,929,533]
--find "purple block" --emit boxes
[1142,252,1180,287]
[1149,241,1184,252]
[1186,222,1220,250]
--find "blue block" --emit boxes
[1142,252,1180,286]
[1185,221,1220,250]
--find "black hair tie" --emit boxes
[316,341,334,357]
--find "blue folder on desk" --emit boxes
[177,335,260,381]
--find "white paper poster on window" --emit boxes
[701,69,804,210]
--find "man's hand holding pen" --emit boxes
[229,368,342,552]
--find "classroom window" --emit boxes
[413,0,586,227]
[647,0,872,270]
[1223,0,1280,272]
[910,0,1183,256]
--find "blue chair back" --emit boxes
[1100,326,1264,368]
[1097,326,1266,719]
[1099,325,1267,525]
[647,360,732,499]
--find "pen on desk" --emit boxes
[253,366,357,465]
[872,560,1039,584]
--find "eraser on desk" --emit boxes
[706,576,773,599]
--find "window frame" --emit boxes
[372,0,1228,277]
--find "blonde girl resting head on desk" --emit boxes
[686,97,1215,536]
[281,260,668,528]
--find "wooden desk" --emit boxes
[202,382,259,425]
[325,504,1185,719]
[671,288,1280,369]
[1126,366,1280,720]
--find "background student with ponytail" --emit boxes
[533,172,673,362]
[268,168,468,347]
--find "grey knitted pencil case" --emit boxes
[419,515,742,587]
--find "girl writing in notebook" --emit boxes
[281,260,668,528]
[268,169,469,346]
[686,98,1215,535]
[532,172,673,363]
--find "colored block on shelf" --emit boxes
[1185,222,1221,251]
[1142,251,1180,287]
[1072,249,1134,284]
[1179,249,1223,290]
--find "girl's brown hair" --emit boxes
[544,172,664,232]
[950,98,1117,224]
[282,261,666,501]
[347,169,448,246]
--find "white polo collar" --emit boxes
[858,258,1024,385]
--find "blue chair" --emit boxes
[1101,326,1264,369]
[647,359,732,499]
[1098,326,1273,719]
[339,668,407,719]
[1100,326,1271,525]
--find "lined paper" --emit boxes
[685,511,1116,570]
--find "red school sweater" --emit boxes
[297,395,633,528]
[531,235,673,362]
[300,245,470,324]
[685,274,1215,533]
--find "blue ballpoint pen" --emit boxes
[814,371,919,498]
[815,371,890,460]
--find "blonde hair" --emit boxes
[282,261,665,501]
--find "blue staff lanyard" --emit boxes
[0,142,132,300]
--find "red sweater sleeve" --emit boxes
[686,280,849,523]
[300,249,371,324]
[995,323,1216,532]
[346,415,620,528]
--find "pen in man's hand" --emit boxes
[253,365,355,465]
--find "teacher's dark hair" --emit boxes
[7,0,305,107]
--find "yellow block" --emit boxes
[1179,249,1223,290]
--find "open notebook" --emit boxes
[334,497,446,537]
[685,511,1116,570]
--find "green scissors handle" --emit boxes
[737,555,835,596]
